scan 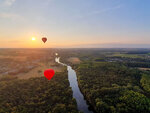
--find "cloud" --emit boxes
[3,0,16,6]
[77,5,122,18]
[89,5,121,15]
[0,12,19,19]
[0,12,25,22]
[68,43,150,48]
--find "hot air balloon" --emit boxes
[44,69,55,80]
[42,37,47,43]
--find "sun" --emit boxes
[32,37,36,41]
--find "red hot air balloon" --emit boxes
[42,37,47,43]
[44,69,55,80]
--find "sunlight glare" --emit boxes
[32,37,36,41]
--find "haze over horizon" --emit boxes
[0,0,150,48]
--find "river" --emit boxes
[55,57,93,113]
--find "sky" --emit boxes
[0,0,150,48]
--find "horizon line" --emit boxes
[0,47,150,49]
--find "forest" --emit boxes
[59,48,150,113]
[76,62,150,113]
[0,48,150,113]
[0,70,79,113]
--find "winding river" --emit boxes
[55,57,93,113]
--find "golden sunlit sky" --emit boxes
[0,0,150,48]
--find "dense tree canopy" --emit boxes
[75,62,150,113]
[0,71,79,113]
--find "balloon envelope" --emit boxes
[44,69,55,80]
[42,37,47,43]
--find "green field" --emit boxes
[112,53,143,58]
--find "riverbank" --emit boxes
[55,57,93,113]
